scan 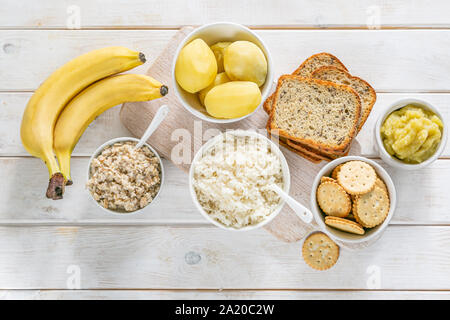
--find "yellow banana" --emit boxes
[21,46,146,199]
[54,74,168,184]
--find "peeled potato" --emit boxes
[210,41,231,73]
[198,72,231,106]
[204,81,261,119]
[224,41,267,87]
[175,38,217,93]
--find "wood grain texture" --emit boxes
[1,0,450,296]
[2,290,450,300]
[0,158,448,225]
[2,0,450,28]
[0,158,202,223]
[2,30,450,91]
[2,92,450,157]
[0,225,448,289]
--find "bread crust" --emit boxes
[263,53,348,115]
[266,123,322,163]
[286,139,333,161]
[279,139,322,163]
[293,52,348,76]
[311,66,377,133]
[269,75,361,153]
[287,139,350,158]
[263,94,275,113]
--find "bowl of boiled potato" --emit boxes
[172,22,274,123]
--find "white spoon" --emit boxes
[134,104,169,150]
[271,184,313,224]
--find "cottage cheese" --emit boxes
[193,133,284,228]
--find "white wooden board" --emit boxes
[0,225,448,290]
[1,0,450,298]
[2,290,450,300]
[0,158,449,224]
[2,30,450,92]
[2,0,450,28]
[2,92,450,157]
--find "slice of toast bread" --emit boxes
[311,66,376,133]
[278,136,322,163]
[287,139,350,158]
[293,52,348,77]
[267,124,322,163]
[286,139,334,161]
[268,75,361,153]
[263,53,348,114]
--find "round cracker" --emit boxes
[375,177,388,195]
[320,176,335,184]
[316,181,351,217]
[331,164,343,180]
[325,216,365,235]
[337,161,376,195]
[302,232,339,271]
[354,186,390,228]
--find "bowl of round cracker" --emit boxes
[310,156,396,246]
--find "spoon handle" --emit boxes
[272,184,313,224]
[135,105,169,149]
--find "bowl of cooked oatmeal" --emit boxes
[86,137,164,214]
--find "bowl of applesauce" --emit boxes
[375,98,447,170]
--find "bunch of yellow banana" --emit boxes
[20,46,168,200]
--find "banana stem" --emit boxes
[57,151,73,186]
[46,173,66,200]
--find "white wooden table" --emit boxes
[1,0,450,300]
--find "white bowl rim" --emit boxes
[171,21,274,124]
[375,98,448,170]
[189,129,291,231]
[86,137,165,216]
[310,156,397,245]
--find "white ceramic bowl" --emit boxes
[310,156,397,245]
[86,137,165,215]
[189,130,290,231]
[172,22,274,124]
[375,98,448,170]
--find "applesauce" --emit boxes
[380,105,444,164]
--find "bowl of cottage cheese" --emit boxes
[189,130,290,231]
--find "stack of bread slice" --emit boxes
[265,53,376,163]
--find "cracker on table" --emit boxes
[325,216,365,235]
[302,232,339,270]
[337,161,376,195]
[353,186,390,228]
[317,181,351,217]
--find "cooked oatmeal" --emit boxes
[87,141,161,212]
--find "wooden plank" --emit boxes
[2,289,450,300]
[2,0,450,29]
[0,225,448,289]
[2,92,449,157]
[0,93,130,157]
[2,30,450,91]
[0,158,203,223]
[0,157,449,224]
